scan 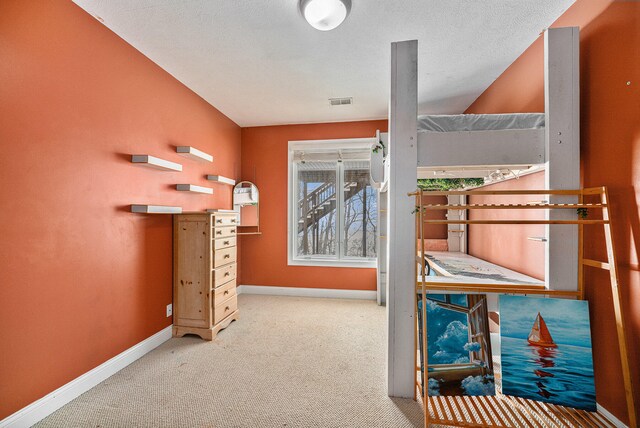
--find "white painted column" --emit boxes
[377,188,388,306]
[544,27,580,291]
[447,194,466,253]
[387,40,418,398]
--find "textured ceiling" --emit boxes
[72,1,574,127]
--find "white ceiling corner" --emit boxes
[72,0,575,127]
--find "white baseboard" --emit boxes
[237,284,376,300]
[0,325,173,428]
[597,403,628,428]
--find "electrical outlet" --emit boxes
[166,303,173,317]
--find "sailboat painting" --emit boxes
[527,312,557,348]
[499,295,596,411]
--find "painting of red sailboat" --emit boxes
[499,295,597,411]
[527,312,557,348]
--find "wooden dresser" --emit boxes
[173,212,239,340]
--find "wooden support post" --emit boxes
[578,192,585,299]
[387,39,418,398]
[601,189,637,428]
[544,27,580,292]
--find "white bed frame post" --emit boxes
[544,27,580,291]
[447,195,466,253]
[387,40,418,398]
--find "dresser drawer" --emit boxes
[214,236,236,250]
[214,294,238,325]
[213,226,236,239]
[213,263,236,286]
[214,279,237,301]
[213,215,238,227]
[213,246,236,268]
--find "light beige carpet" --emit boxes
[36,294,424,427]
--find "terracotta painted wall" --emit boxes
[465,1,639,423]
[0,1,240,419]
[420,195,448,240]
[468,172,546,281]
[240,121,387,290]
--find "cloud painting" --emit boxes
[418,294,495,397]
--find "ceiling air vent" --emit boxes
[329,97,353,106]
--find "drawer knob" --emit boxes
[231,230,236,234]
[231,219,236,223]
[224,254,230,259]
[217,219,222,223]
[225,306,230,311]
[223,241,230,245]
[224,272,230,277]
[224,290,229,295]
[216,230,222,235]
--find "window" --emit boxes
[288,139,377,267]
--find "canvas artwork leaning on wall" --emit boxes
[499,295,597,411]
[418,293,495,396]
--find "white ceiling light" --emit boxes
[299,0,351,31]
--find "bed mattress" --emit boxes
[417,113,545,132]
[417,251,544,286]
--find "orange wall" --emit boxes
[465,1,639,423]
[468,172,546,281]
[0,1,240,419]
[420,195,448,240]
[240,121,387,290]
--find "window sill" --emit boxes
[288,258,377,269]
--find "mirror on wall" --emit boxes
[233,181,260,233]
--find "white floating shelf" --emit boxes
[206,175,236,185]
[131,155,182,172]
[176,146,213,162]
[206,209,238,214]
[176,184,213,194]
[131,205,182,214]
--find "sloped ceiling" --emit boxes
[73,1,574,127]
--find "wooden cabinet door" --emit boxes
[174,217,211,328]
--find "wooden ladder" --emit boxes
[411,186,637,428]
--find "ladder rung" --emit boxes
[420,203,605,210]
[582,258,610,270]
[424,220,609,225]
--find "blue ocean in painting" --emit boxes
[500,295,596,411]
[501,337,596,410]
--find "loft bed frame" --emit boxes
[384,27,582,402]
[411,187,636,428]
[415,113,545,180]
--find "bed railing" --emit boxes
[409,186,636,428]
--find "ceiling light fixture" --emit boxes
[299,0,351,31]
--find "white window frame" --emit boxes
[288,138,378,268]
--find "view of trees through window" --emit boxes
[295,159,376,260]
[417,177,484,191]
[343,161,377,257]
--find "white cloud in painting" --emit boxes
[430,320,471,364]
[435,320,468,353]
[461,375,495,396]
[426,299,441,313]
[428,378,440,396]
[464,342,482,352]
[432,350,469,364]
